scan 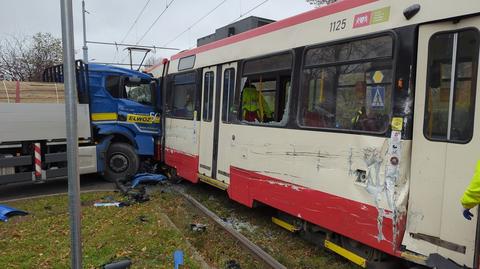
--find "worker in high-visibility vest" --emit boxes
[461,161,480,220]
[241,83,273,122]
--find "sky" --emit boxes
[0,0,314,67]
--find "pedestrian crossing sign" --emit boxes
[370,86,385,109]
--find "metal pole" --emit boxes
[82,0,89,63]
[129,48,133,70]
[60,0,82,268]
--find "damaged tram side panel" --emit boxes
[151,0,480,267]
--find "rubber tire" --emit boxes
[104,143,139,182]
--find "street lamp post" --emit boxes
[60,0,82,268]
[82,0,88,63]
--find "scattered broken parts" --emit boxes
[0,204,28,222]
[190,223,207,232]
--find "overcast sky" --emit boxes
[0,0,313,66]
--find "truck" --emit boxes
[0,61,162,185]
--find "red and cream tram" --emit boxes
[149,0,480,267]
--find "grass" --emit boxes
[180,182,358,269]
[156,189,263,268]
[0,182,360,269]
[0,191,203,269]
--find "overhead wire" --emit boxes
[118,0,175,66]
[136,0,176,45]
[112,0,151,63]
[120,0,152,43]
[229,0,270,24]
[163,0,229,46]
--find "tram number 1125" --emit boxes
[329,18,347,32]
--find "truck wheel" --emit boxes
[104,143,139,182]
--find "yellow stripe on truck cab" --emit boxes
[91,113,118,121]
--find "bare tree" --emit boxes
[306,0,338,7]
[0,33,62,81]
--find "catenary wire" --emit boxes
[163,0,229,46]
[120,0,152,43]
[136,0,176,44]
[229,0,269,24]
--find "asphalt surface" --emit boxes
[0,174,115,202]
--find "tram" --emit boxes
[148,0,480,267]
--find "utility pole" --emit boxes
[82,0,89,63]
[60,0,82,268]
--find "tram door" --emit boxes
[198,63,238,184]
[199,66,217,178]
[406,17,480,268]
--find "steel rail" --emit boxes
[176,189,287,269]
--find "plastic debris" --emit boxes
[190,223,207,232]
[102,259,132,269]
[131,173,167,188]
[93,202,128,207]
[114,173,167,204]
[138,215,149,222]
[174,250,184,269]
[0,205,28,222]
[226,260,241,269]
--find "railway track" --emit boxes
[174,187,287,269]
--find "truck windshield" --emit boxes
[125,80,155,106]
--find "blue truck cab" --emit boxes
[86,64,161,181]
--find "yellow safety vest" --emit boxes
[242,87,259,112]
[461,160,480,209]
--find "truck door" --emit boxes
[198,66,217,178]
[404,17,480,268]
[118,76,160,136]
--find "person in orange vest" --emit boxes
[241,82,272,122]
[461,161,480,220]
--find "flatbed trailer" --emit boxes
[0,102,98,184]
[0,60,162,186]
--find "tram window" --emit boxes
[203,71,214,122]
[222,68,236,122]
[300,35,394,133]
[168,72,197,120]
[424,29,479,143]
[240,53,292,124]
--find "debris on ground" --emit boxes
[222,216,257,233]
[114,173,167,204]
[137,215,149,223]
[101,258,132,269]
[190,223,207,232]
[93,202,128,208]
[131,173,167,188]
[0,204,28,222]
[174,250,184,269]
[225,259,241,269]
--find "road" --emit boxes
[0,174,115,202]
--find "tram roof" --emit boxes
[147,0,480,73]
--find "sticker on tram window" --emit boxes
[353,7,390,28]
[370,86,385,110]
[391,117,403,132]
